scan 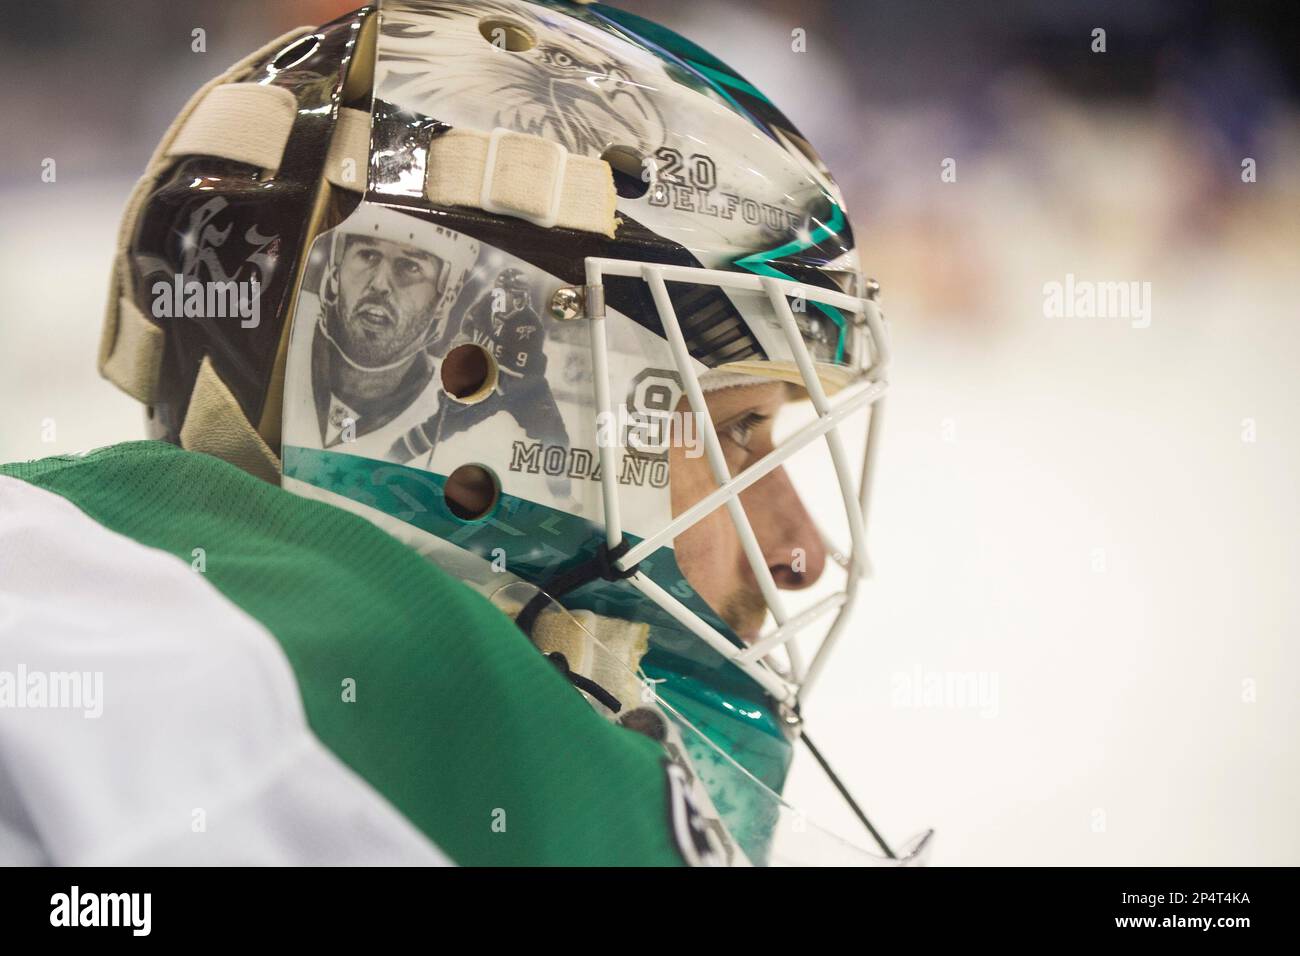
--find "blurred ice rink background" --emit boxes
[1,0,1296,864]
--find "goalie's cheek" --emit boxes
[667,440,743,607]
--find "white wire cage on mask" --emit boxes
[580,257,891,709]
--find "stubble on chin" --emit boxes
[721,587,769,644]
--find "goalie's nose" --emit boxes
[744,465,827,590]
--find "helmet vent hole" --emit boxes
[478,18,537,52]
[445,464,500,521]
[601,145,650,199]
[441,343,498,404]
[270,34,321,72]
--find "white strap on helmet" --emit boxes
[323,106,371,190]
[425,127,618,237]
[165,82,299,176]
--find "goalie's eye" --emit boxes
[721,411,770,452]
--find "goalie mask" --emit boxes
[100,0,927,865]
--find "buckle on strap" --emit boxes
[479,126,568,229]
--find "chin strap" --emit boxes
[545,652,623,712]
[514,539,638,638]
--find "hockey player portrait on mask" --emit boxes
[332,235,443,371]
[310,217,477,447]
[384,265,574,489]
[441,268,570,451]
[294,207,575,496]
